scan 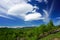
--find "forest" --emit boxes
[0,20,60,40]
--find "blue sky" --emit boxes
[0,0,60,27]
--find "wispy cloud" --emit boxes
[56,17,60,19]
[0,14,14,20]
[36,0,43,3]
[42,9,49,23]
[48,0,54,17]
[36,0,48,3]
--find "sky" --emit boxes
[0,0,60,27]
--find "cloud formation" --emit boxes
[0,0,49,22]
[24,12,42,21]
[8,3,33,17]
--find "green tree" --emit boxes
[46,20,55,33]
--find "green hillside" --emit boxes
[40,32,60,40]
[0,20,60,40]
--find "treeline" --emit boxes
[0,20,60,40]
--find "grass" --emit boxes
[40,32,60,40]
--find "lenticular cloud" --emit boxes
[0,0,48,21]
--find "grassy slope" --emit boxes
[40,32,60,40]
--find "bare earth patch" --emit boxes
[51,37,60,40]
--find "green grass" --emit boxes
[40,32,60,40]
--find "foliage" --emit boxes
[0,20,60,40]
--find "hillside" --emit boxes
[0,20,60,40]
[40,32,60,40]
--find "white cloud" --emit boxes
[0,0,49,22]
[0,0,33,19]
[7,3,33,16]
[7,2,44,21]
[0,7,7,13]
[24,12,42,21]
[0,0,31,10]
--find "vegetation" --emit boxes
[0,20,60,40]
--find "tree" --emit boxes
[47,20,54,30]
[38,24,47,34]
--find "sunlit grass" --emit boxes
[40,32,60,40]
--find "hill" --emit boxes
[0,20,60,40]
